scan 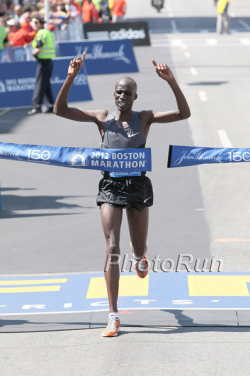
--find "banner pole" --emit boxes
[44,0,49,30]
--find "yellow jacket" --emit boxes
[217,0,233,14]
[109,0,114,16]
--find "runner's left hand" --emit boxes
[68,52,86,77]
[151,59,174,82]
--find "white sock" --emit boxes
[109,312,119,319]
[133,252,142,262]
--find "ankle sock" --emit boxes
[109,312,119,319]
[133,252,142,262]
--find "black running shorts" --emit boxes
[96,173,153,211]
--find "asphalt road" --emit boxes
[1,0,250,374]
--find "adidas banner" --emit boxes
[168,145,250,168]
[0,142,151,172]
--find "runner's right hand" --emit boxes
[68,52,86,77]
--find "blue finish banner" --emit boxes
[0,58,92,110]
[168,145,250,168]
[0,142,151,172]
[57,39,138,75]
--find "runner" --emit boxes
[54,52,191,337]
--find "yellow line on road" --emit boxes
[0,109,10,117]
[0,286,61,293]
[0,279,67,285]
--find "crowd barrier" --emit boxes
[57,39,138,75]
[0,58,92,110]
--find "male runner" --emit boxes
[54,52,190,337]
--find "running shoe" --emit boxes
[135,255,149,279]
[102,316,120,337]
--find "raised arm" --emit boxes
[142,59,191,126]
[53,52,107,126]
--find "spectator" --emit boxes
[14,4,22,20]
[72,1,81,15]
[0,2,7,15]
[82,0,98,23]
[0,16,9,48]
[50,2,70,31]
[7,17,30,46]
[102,0,111,22]
[112,0,126,23]
[6,1,15,17]
[215,0,232,34]
[92,0,103,19]
[64,0,78,19]
[20,11,36,43]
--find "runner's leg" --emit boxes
[126,207,149,258]
[101,204,123,313]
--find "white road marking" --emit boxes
[206,39,218,46]
[185,51,191,58]
[217,129,233,148]
[180,44,188,50]
[0,109,10,117]
[199,91,208,102]
[230,12,236,17]
[190,67,198,76]
[238,19,250,31]
[195,208,205,211]
[170,20,180,33]
[64,303,73,308]
[169,13,174,18]
[240,38,250,45]
[171,39,182,46]
[152,44,169,47]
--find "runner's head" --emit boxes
[114,76,137,112]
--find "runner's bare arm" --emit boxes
[141,59,191,126]
[54,52,108,125]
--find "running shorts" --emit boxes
[96,173,153,210]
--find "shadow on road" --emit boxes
[0,109,29,134]
[0,191,95,219]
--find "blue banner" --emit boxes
[57,39,138,75]
[168,145,250,168]
[0,58,92,110]
[0,142,151,172]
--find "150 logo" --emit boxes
[27,149,51,161]
[228,152,250,162]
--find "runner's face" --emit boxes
[114,80,137,112]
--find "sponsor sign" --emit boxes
[0,142,152,173]
[83,21,150,47]
[57,39,138,75]
[168,145,250,168]
[0,58,92,110]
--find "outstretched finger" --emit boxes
[151,58,157,67]
[81,51,86,61]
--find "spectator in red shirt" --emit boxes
[7,18,30,46]
[20,11,36,43]
[112,0,126,22]
[82,0,98,23]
